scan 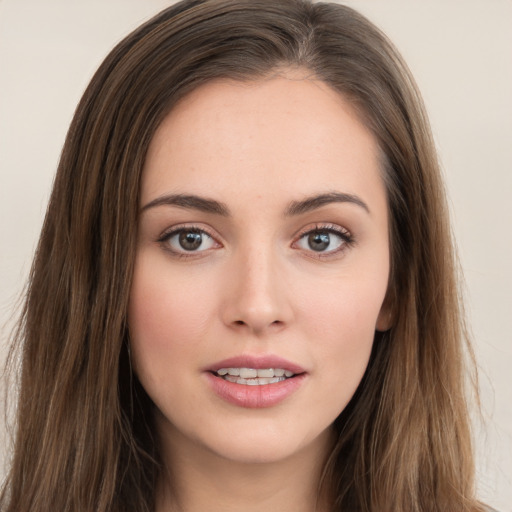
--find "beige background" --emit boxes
[0,0,511,509]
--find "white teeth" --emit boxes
[225,376,287,385]
[216,367,297,380]
[239,368,258,379]
[265,377,284,384]
[256,368,274,378]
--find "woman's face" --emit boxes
[128,74,391,465]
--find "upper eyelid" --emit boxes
[158,225,222,256]
[158,223,220,242]
[293,223,352,239]
[291,223,354,254]
[156,222,353,247]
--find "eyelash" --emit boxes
[157,223,355,259]
[293,224,355,259]
[158,224,220,259]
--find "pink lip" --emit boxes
[204,355,306,374]
[203,354,307,409]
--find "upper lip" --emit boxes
[205,355,306,374]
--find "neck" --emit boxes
[155,422,334,512]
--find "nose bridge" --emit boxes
[222,237,291,334]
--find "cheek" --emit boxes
[309,290,378,370]
[127,256,216,374]
[299,268,388,346]
[296,268,388,407]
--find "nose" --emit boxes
[221,246,293,336]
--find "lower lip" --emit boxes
[204,372,306,408]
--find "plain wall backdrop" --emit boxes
[0,0,511,509]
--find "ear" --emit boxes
[376,293,394,332]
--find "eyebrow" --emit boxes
[141,194,230,216]
[141,191,369,216]
[285,192,370,216]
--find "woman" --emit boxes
[0,0,491,511]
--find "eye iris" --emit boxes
[308,232,330,251]
[179,231,202,251]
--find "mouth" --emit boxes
[205,359,307,408]
[213,367,297,386]
[205,356,306,406]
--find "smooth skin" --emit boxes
[128,70,391,512]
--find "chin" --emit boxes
[193,421,333,466]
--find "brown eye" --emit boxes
[179,231,203,251]
[162,228,217,253]
[307,232,330,252]
[295,227,352,255]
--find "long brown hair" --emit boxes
[1,1,486,510]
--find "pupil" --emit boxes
[308,232,330,251]
[179,231,202,250]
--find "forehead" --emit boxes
[141,74,384,209]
